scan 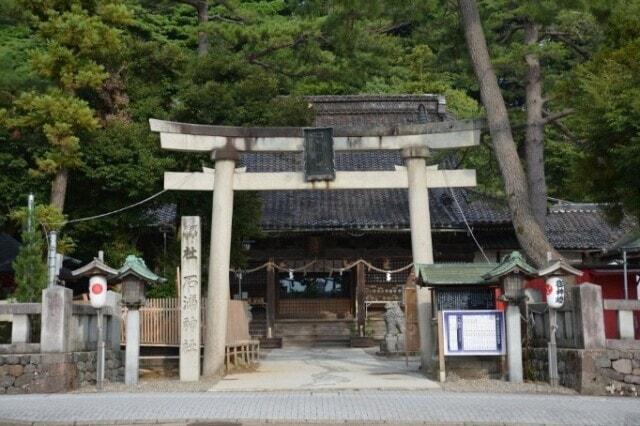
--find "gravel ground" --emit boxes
[441,374,578,395]
[75,371,577,395]
[74,347,576,395]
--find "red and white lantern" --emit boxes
[89,275,107,308]
[545,277,566,309]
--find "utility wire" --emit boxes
[45,172,195,227]
[66,189,167,224]
[442,169,491,263]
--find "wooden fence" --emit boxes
[121,298,192,347]
[120,298,253,347]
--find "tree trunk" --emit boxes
[457,0,560,267]
[175,0,209,55]
[196,1,209,56]
[51,168,68,212]
[524,21,547,229]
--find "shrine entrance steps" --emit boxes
[275,319,352,347]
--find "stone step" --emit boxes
[282,336,350,348]
[275,319,353,347]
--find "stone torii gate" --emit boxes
[149,118,483,377]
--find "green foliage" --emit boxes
[10,203,74,253]
[11,207,47,302]
[102,234,141,269]
[5,90,98,174]
[2,0,639,290]
[0,0,133,211]
[568,38,640,222]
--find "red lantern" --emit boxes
[89,275,107,308]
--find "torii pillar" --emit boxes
[403,145,435,372]
[205,149,237,377]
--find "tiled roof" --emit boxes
[145,204,177,228]
[242,151,632,250]
[241,151,511,231]
[306,94,449,127]
[546,203,634,250]
[606,231,640,254]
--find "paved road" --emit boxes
[1,391,639,425]
[211,347,438,392]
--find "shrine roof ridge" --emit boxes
[149,118,484,139]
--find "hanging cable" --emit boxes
[43,171,196,227]
[441,170,491,263]
[66,189,168,224]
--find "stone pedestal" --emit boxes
[125,309,140,385]
[576,284,605,349]
[41,287,72,353]
[11,315,31,344]
[106,291,122,352]
[506,304,523,383]
[618,310,635,339]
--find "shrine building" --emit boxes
[212,95,633,345]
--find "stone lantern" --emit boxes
[122,275,146,308]
[484,251,536,383]
[113,255,165,385]
[71,253,119,390]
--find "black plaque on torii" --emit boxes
[303,127,335,182]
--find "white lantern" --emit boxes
[89,275,107,308]
[546,277,566,309]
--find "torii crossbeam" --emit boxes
[150,118,483,378]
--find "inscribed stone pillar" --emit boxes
[41,286,72,352]
[402,146,435,373]
[203,153,236,377]
[180,216,201,381]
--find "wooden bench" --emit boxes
[225,339,260,370]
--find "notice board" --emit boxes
[442,310,505,356]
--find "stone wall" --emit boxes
[594,349,640,397]
[0,350,123,394]
[528,347,640,396]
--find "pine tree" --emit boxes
[2,0,133,212]
[12,202,47,302]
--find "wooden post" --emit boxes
[266,260,276,339]
[548,307,559,386]
[437,310,446,383]
[356,262,366,336]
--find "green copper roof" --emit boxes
[483,251,537,280]
[416,263,499,285]
[117,255,166,283]
[610,231,640,254]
